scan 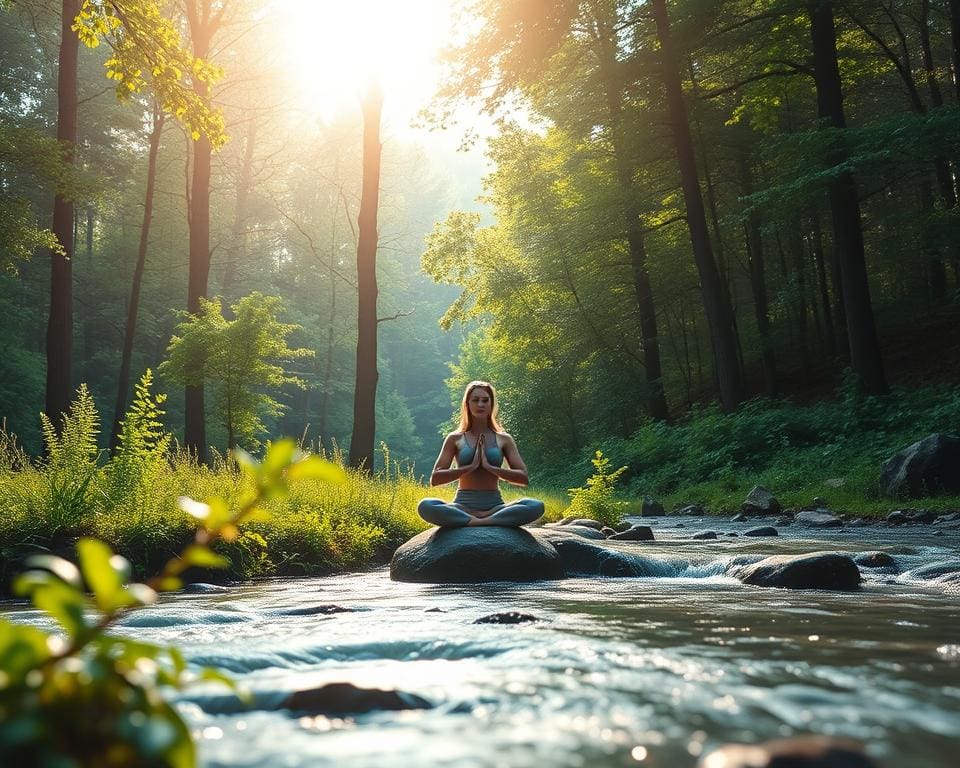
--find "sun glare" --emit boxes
[276,0,455,129]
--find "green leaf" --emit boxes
[287,455,347,484]
[78,538,124,612]
[14,571,87,636]
[181,545,229,569]
[24,554,83,589]
[261,438,296,479]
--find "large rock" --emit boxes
[700,735,876,768]
[390,527,564,583]
[743,485,781,516]
[539,532,676,577]
[880,433,960,498]
[640,496,665,517]
[559,517,604,529]
[733,553,861,590]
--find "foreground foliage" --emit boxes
[0,437,344,767]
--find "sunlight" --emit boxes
[276,0,454,128]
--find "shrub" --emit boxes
[566,450,627,527]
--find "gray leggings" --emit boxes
[417,497,545,528]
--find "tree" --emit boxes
[807,0,887,394]
[159,292,313,451]
[348,82,383,472]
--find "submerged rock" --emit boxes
[734,553,861,590]
[691,531,718,540]
[390,527,563,583]
[743,485,781,516]
[182,582,230,594]
[744,526,778,537]
[700,735,876,768]
[282,682,431,715]
[880,433,960,498]
[608,525,655,541]
[279,604,354,617]
[561,518,604,530]
[541,533,674,577]
[474,611,539,624]
[677,503,705,516]
[854,552,897,569]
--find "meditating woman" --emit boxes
[418,381,545,527]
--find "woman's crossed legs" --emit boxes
[417,497,544,528]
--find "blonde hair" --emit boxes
[457,380,504,434]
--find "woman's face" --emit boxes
[467,388,492,421]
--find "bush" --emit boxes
[566,450,627,527]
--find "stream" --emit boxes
[5,515,960,767]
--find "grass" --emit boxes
[553,381,960,518]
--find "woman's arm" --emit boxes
[428,433,479,486]
[482,434,529,486]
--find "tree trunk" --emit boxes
[46,0,80,429]
[348,83,383,472]
[739,154,777,396]
[787,217,810,374]
[86,205,94,259]
[110,109,165,451]
[651,0,743,411]
[952,0,960,103]
[809,213,837,357]
[808,0,887,394]
[593,18,668,421]
[222,119,257,301]
[184,0,218,461]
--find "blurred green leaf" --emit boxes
[261,438,296,479]
[181,545,229,569]
[14,572,87,636]
[178,496,210,521]
[78,538,124,612]
[287,455,347,484]
[24,554,83,589]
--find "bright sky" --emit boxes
[276,0,460,135]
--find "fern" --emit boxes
[38,385,102,533]
[115,370,170,463]
[567,450,628,528]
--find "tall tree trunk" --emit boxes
[952,0,960,103]
[184,0,218,461]
[592,16,668,421]
[348,83,383,472]
[651,0,744,411]
[222,119,257,301]
[787,217,811,374]
[739,154,777,396]
[809,213,837,357]
[110,109,165,451]
[808,0,887,394]
[86,205,94,259]
[46,0,80,429]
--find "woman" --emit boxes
[418,381,545,527]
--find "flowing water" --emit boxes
[5,516,960,767]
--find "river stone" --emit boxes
[390,527,563,583]
[677,503,705,516]
[880,433,960,498]
[283,683,431,715]
[600,526,617,537]
[614,520,634,532]
[640,496,665,517]
[538,533,668,577]
[734,553,861,590]
[744,526,778,537]
[561,518,604,529]
[182,582,230,594]
[608,525,655,541]
[691,531,718,540]
[562,525,607,540]
[854,552,896,569]
[474,611,539,624]
[732,512,748,522]
[699,735,876,768]
[886,511,907,525]
[743,485,781,516]
[279,604,354,616]
[794,510,843,528]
